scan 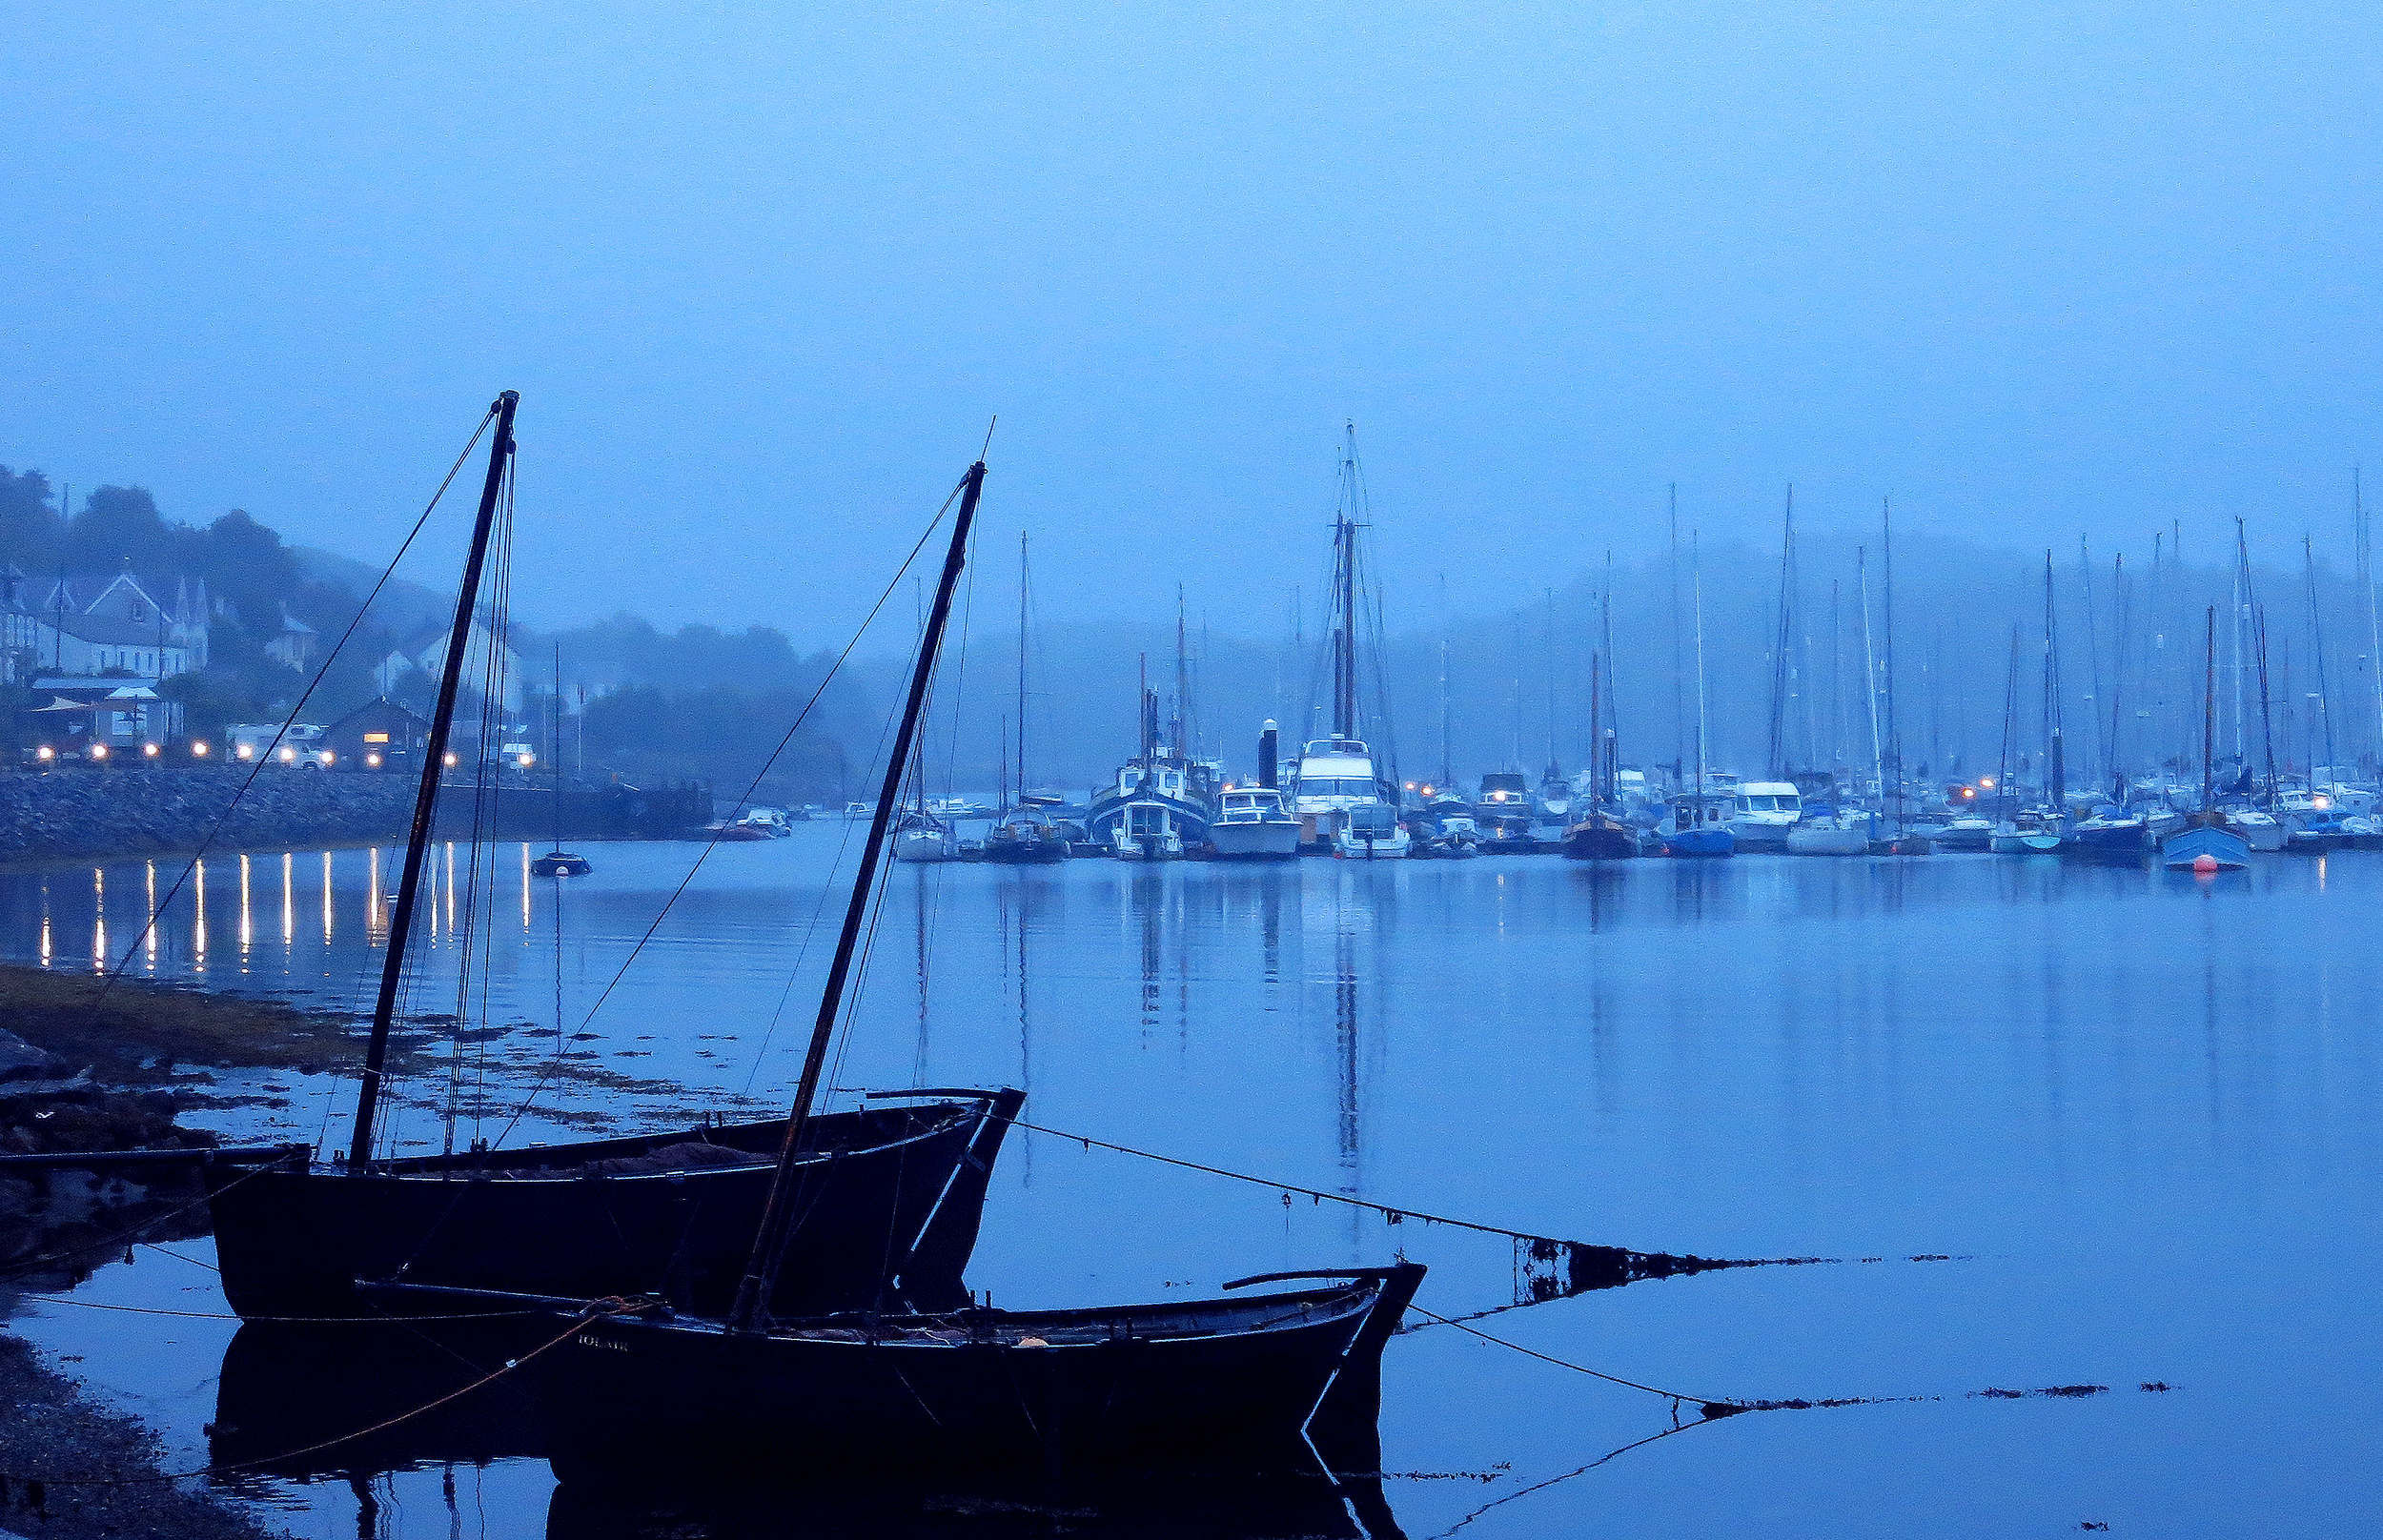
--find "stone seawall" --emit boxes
[0,767,416,864]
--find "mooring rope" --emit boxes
[1,1296,641,1490]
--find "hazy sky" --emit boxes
[6,3,2380,646]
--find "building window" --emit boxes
[130,599,146,621]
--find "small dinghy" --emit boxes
[531,849,592,877]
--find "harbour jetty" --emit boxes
[0,768,712,866]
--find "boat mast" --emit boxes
[1333,426,1361,743]
[2305,532,2338,780]
[1436,572,1452,792]
[729,456,988,1332]
[1880,498,1902,834]
[1692,532,1708,821]
[1766,488,1794,780]
[2202,604,2217,812]
[2360,468,2383,775]
[1857,546,1883,802]
[2252,601,2279,809]
[1995,623,2019,818]
[2044,551,2067,821]
[1668,484,1683,785]
[348,390,516,1170]
[1015,532,1029,798]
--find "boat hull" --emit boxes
[1989,832,2065,854]
[1560,821,1640,861]
[538,1266,1424,1478]
[206,1093,1020,1321]
[2065,821,2152,860]
[1209,821,1303,860]
[2162,826,2251,870]
[1931,825,1995,852]
[1663,827,1735,858]
[1785,824,1869,856]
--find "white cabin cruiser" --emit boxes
[1725,780,1803,849]
[1211,786,1302,860]
[1292,736,1403,855]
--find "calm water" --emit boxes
[5,830,2379,1536]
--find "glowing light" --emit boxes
[89,743,108,760]
[34,745,52,761]
[235,742,255,760]
[1979,776,1996,789]
[278,745,295,762]
[142,742,160,758]
[365,752,381,767]
[2314,794,2331,810]
[443,752,458,768]
[517,752,535,769]
[319,750,335,765]
[191,740,209,758]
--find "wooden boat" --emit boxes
[2164,822,2249,871]
[206,396,1025,1321]
[1560,810,1640,861]
[209,1091,1019,1318]
[372,1264,1426,1478]
[2163,613,2251,873]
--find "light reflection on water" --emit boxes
[0,836,2376,1537]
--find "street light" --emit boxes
[191,740,209,758]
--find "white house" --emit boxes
[373,614,524,714]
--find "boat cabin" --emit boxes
[1292,739,1384,807]
[1216,787,1291,823]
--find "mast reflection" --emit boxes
[144,861,158,968]
[90,867,104,970]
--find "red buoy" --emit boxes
[2192,852,2219,874]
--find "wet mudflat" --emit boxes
[0,831,2376,1537]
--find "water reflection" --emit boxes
[91,865,105,968]
[192,858,207,968]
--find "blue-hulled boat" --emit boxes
[2162,821,2250,871]
[1665,824,1736,858]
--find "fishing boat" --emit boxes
[1724,780,1803,850]
[207,398,1022,1320]
[1210,721,1302,860]
[1089,745,1214,859]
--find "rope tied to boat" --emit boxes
[994,1112,1829,1297]
[0,1294,648,1489]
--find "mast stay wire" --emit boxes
[482,474,967,1148]
[77,405,498,1020]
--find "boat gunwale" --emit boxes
[307,1096,996,1183]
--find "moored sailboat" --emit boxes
[207,396,1020,1319]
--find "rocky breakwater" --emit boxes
[0,766,414,865]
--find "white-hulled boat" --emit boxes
[1212,786,1302,860]
[1785,807,1870,855]
[1724,780,1803,850]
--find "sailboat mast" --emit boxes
[1015,532,1029,797]
[1857,547,1883,799]
[2045,551,2067,818]
[729,457,988,1332]
[1667,484,1683,783]
[2252,602,2279,809]
[2202,605,2217,810]
[1436,573,1452,790]
[2305,532,2338,779]
[348,390,516,1170]
[2359,468,2383,774]
[1693,532,1708,814]
[1767,488,1794,780]
[1881,498,1901,831]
